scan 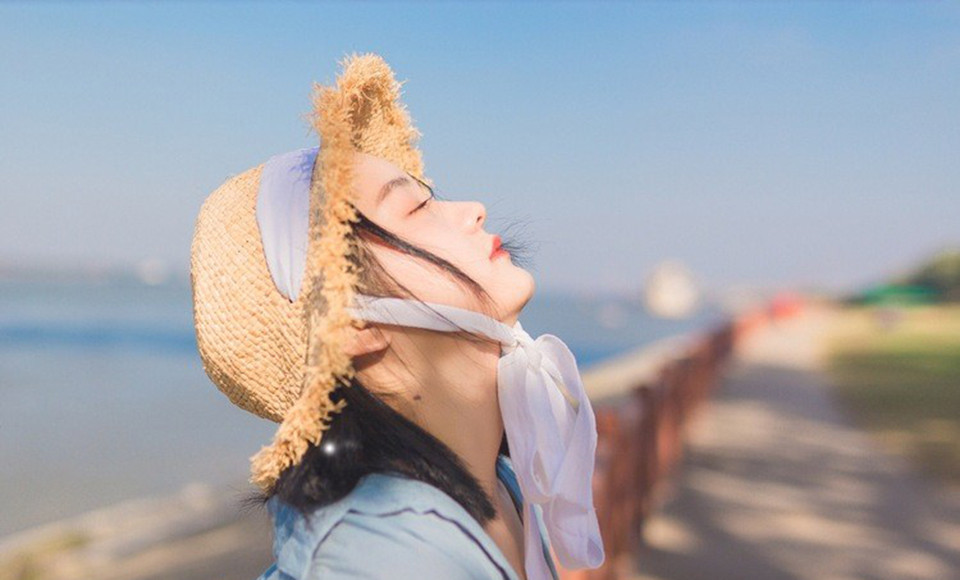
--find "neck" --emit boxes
[375,326,506,504]
[421,330,505,503]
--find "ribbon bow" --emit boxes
[498,321,605,579]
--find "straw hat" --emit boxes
[189,52,428,493]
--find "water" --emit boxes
[0,278,727,537]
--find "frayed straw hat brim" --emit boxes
[190,52,427,493]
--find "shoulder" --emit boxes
[259,471,513,580]
[305,508,495,579]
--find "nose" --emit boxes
[464,200,486,232]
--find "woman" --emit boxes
[190,53,603,580]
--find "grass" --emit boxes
[0,530,89,580]
[824,304,960,485]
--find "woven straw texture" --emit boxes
[189,52,426,493]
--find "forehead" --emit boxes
[351,152,420,207]
[352,152,405,190]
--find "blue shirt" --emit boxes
[256,454,559,579]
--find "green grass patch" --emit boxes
[825,305,960,484]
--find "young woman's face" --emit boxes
[351,152,535,323]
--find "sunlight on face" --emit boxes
[350,152,534,324]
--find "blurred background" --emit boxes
[0,2,957,580]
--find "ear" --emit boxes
[343,323,391,358]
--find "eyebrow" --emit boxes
[376,175,415,206]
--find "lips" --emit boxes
[490,235,502,259]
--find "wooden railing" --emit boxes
[556,295,806,579]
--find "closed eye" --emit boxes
[409,176,437,215]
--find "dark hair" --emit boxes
[240,182,534,527]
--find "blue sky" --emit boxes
[1,1,957,295]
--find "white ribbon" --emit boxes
[256,148,605,577]
[345,295,605,578]
[255,146,318,303]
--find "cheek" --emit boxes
[371,246,484,310]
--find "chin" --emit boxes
[508,268,536,314]
[488,266,536,324]
[520,269,536,301]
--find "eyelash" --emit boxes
[410,182,437,215]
